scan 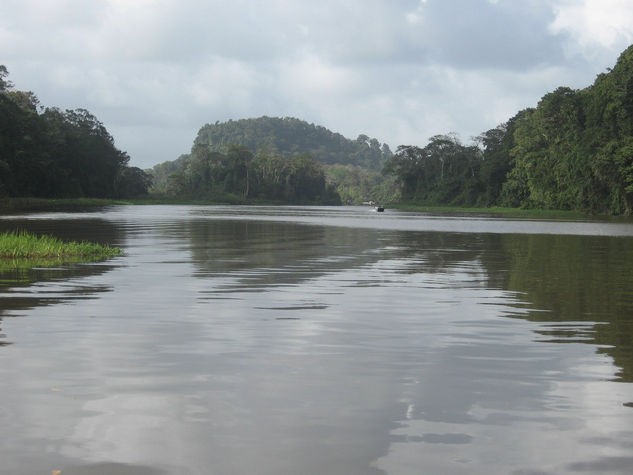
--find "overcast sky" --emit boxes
[2,0,633,169]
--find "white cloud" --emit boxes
[549,0,633,75]
[551,0,633,50]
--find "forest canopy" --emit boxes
[150,117,397,205]
[151,144,340,205]
[0,66,150,199]
[5,43,633,213]
[194,116,392,171]
[383,44,633,215]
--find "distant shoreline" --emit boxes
[390,203,592,219]
[1,197,628,220]
[0,197,340,212]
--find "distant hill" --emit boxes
[193,116,392,170]
[149,117,398,204]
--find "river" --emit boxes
[1,205,633,474]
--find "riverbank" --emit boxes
[389,203,595,219]
[0,197,135,213]
[2,197,625,220]
[0,196,330,212]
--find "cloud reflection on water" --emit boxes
[1,206,633,474]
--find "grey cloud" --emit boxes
[0,0,630,169]
[410,0,568,70]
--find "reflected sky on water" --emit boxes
[1,205,633,474]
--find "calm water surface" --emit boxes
[1,205,633,474]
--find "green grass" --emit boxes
[0,231,121,272]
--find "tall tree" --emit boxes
[0,65,149,199]
[0,65,12,92]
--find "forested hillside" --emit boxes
[150,117,397,204]
[384,44,633,215]
[194,116,392,170]
[0,66,150,199]
[151,144,340,205]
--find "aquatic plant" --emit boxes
[0,231,121,262]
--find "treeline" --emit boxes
[151,144,341,205]
[194,116,392,170]
[384,44,633,214]
[326,165,399,205]
[153,116,398,204]
[0,66,150,199]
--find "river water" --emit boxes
[1,205,633,475]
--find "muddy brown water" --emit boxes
[1,205,633,474]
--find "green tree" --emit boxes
[218,145,252,198]
[476,121,515,206]
[194,116,391,170]
[383,134,482,205]
[382,145,427,200]
[0,65,147,199]
[0,65,12,92]
[116,167,152,198]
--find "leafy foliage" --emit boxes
[324,165,399,205]
[194,116,392,171]
[383,134,483,206]
[0,66,150,199]
[384,44,633,215]
[151,144,340,205]
[150,116,399,204]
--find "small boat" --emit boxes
[375,206,385,212]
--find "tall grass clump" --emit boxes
[0,231,121,260]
